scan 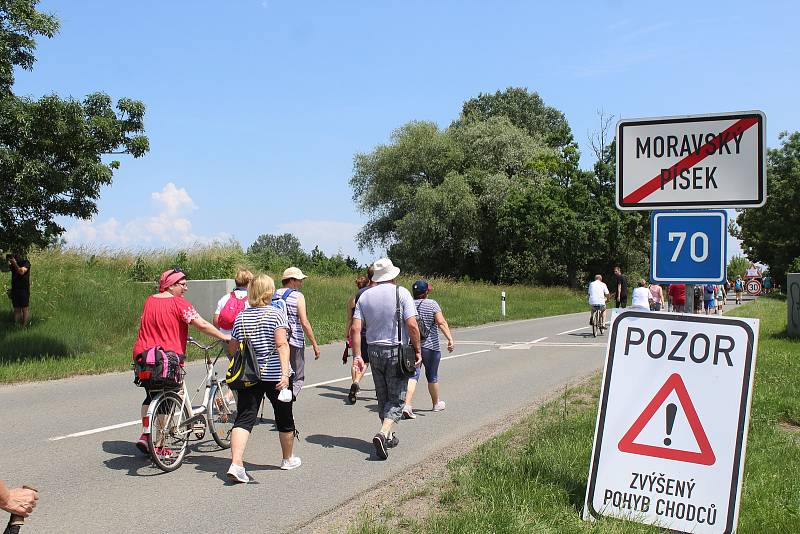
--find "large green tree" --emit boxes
[732,131,800,285]
[0,0,149,251]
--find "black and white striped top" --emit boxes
[231,305,289,381]
[414,298,441,351]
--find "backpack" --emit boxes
[133,347,183,389]
[218,291,247,330]
[226,311,266,390]
[735,279,743,291]
[705,284,715,298]
[271,288,294,340]
[415,301,431,341]
[693,285,702,301]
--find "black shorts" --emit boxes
[10,290,29,308]
[234,380,295,433]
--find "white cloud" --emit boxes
[276,219,367,260]
[64,182,229,248]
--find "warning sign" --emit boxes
[616,111,766,210]
[584,311,758,534]
[617,373,715,466]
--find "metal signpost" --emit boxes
[584,311,759,533]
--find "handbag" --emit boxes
[415,301,430,340]
[395,286,417,378]
[226,310,267,390]
[133,346,184,389]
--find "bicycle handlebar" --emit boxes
[186,337,223,352]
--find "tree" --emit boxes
[0,1,149,252]
[727,254,749,281]
[247,233,303,258]
[457,87,574,150]
[732,131,800,285]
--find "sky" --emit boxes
[13,0,800,263]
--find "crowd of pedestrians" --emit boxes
[127,257,455,484]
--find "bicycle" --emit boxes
[144,337,237,472]
[590,307,606,337]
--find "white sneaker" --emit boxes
[433,400,446,412]
[401,405,416,419]
[280,456,302,470]
[226,463,249,483]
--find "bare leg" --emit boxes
[279,431,294,460]
[428,382,440,407]
[141,404,148,433]
[13,308,21,326]
[380,418,394,437]
[21,306,29,327]
[404,378,418,407]
[230,427,250,466]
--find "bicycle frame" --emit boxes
[144,339,225,435]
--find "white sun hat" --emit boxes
[371,258,401,283]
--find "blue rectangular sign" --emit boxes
[651,210,727,283]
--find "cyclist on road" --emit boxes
[588,274,610,326]
[132,268,231,454]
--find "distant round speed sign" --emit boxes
[746,279,762,296]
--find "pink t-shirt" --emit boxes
[649,284,663,304]
[133,295,199,357]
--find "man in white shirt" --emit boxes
[588,274,610,325]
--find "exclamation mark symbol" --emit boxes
[664,403,677,446]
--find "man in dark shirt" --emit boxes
[613,266,628,308]
[8,253,31,327]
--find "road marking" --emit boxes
[48,349,494,441]
[556,325,591,335]
[49,420,140,441]
[529,337,548,344]
[533,342,607,347]
[456,340,497,345]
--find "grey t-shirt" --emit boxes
[353,283,417,347]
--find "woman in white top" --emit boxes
[631,279,652,311]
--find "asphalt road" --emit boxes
[0,299,750,533]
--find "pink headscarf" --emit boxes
[159,269,186,292]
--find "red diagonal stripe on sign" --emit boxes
[622,116,759,205]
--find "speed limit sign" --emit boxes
[746,279,762,295]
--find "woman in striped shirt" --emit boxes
[401,280,455,419]
[226,274,300,483]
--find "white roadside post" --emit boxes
[501,291,506,317]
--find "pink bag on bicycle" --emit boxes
[133,346,184,389]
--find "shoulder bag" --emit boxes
[226,309,267,390]
[396,286,416,378]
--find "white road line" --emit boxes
[556,325,591,335]
[532,342,607,347]
[528,337,548,344]
[48,349,494,442]
[49,420,140,441]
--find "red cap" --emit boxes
[159,269,186,292]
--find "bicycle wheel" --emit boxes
[591,311,599,337]
[209,381,237,449]
[148,391,190,472]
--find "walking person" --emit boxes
[213,268,253,335]
[350,258,421,460]
[613,266,628,308]
[631,279,651,311]
[667,283,686,313]
[401,280,455,419]
[226,274,299,483]
[716,284,726,313]
[703,283,717,314]
[6,252,30,327]
[132,269,231,453]
[274,267,321,399]
[344,267,376,404]
[649,282,664,311]
[734,276,744,304]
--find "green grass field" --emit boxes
[0,247,586,383]
[348,296,800,533]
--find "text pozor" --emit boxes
[623,327,734,366]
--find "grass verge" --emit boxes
[0,248,586,383]
[347,296,800,533]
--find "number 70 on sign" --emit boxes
[650,211,727,284]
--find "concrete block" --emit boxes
[788,273,800,338]
[185,279,235,322]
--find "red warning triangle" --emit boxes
[618,373,715,465]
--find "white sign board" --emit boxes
[584,311,758,533]
[616,111,766,210]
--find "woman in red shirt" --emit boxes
[133,268,231,453]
